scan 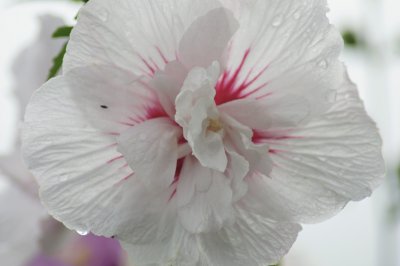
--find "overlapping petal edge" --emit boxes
[22,0,385,265]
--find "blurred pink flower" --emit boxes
[28,234,124,266]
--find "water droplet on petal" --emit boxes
[76,230,89,236]
[272,15,283,27]
[318,59,328,69]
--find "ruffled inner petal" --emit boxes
[222,113,273,177]
[175,63,228,172]
[177,156,234,234]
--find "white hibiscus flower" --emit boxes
[22,0,385,265]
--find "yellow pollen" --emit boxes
[207,118,223,132]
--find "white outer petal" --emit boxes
[241,64,385,223]
[218,99,272,129]
[122,207,301,266]
[64,65,155,134]
[198,208,301,266]
[219,0,343,124]
[23,77,134,236]
[117,118,180,191]
[64,0,224,74]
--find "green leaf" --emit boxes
[47,0,88,80]
[52,26,73,38]
[47,42,67,80]
[342,30,358,47]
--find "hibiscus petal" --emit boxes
[178,7,239,69]
[23,77,133,236]
[121,225,201,266]
[177,156,234,234]
[219,96,317,130]
[64,65,161,134]
[151,61,187,117]
[242,65,385,223]
[123,209,300,266]
[225,150,249,202]
[218,98,271,129]
[198,208,301,266]
[222,113,273,177]
[175,63,228,172]
[215,0,342,121]
[117,118,180,190]
[190,99,228,172]
[64,0,224,74]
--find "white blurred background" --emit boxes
[0,0,399,265]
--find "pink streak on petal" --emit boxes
[168,157,185,201]
[269,149,284,154]
[253,129,303,144]
[144,104,169,120]
[106,132,121,136]
[134,80,169,122]
[107,143,118,148]
[171,158,184,186]
[156,47,169,64]
[240,82,269,98]
[128,116,142,124]
[107,155,124,164]
[255,91,273,100]
[122,172,134,181]
[117,121,135,127]
[178,136,187,145]
[150,58,161,72]
[168,189,177,202]
[215,49,270,105]
[139,56,156,76]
